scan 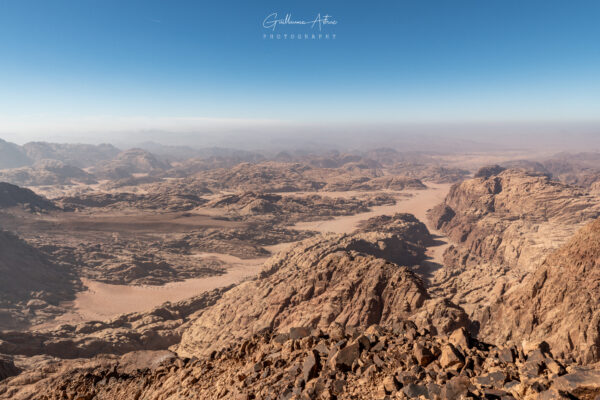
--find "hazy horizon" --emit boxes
[1,0,599,147]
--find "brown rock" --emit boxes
[414,343,434,367]
[289,327,311,340]
[442,376,471,399]
[449,328,471,350]
[552,369,600,396]
[302,350,320,382]
[439,344,465,369]
[382,375,399,394]
[329,342,360,372]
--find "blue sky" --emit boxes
[0,0,599,140]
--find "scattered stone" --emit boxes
[329,342,360,372]
[439,344,465,369]
[414,343,435,367]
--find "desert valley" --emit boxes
[0,139,599,399]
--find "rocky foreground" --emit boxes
[4,324,600,399]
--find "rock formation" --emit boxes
[483,217,600,364]
[427,169,600,322]
[176,214,468,358]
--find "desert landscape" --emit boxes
[1,1,600,399]
[0,139,600,399]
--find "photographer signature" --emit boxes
[262,13,338,31]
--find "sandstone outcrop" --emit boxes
[483,217,600,364]
[176,214,468,358]
[427,169,600,321]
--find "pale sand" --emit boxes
[43,254,266,327]
[292,184,451,236]
[43,184,452,328]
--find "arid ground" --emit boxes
[2,142,600,399]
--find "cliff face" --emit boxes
[483,218,600,364]
[427,169,600,325]
[176,214,468,358]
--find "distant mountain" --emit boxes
[137,141,265,163]
[0,139,31,169]
[91,148,171,179]
[0,160,97,187]
[22,142,120,168]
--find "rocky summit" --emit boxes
[5,325,600,400]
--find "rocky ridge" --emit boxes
[427,169,600,322]
[175,214,468,359]
[0,182,56,212]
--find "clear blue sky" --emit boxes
[0,0,599,139]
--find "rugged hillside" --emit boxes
[427,169,600,322]
[176,214,468,358]
[0,230,78,328]
[482,218,600,364]
[205,191,395,223]
[197,162,324,192]
[0,182,56,211]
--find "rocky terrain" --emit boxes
[90,148,171,180]
[483,217,600,365]
[176,214,468,359]
[427,168,600,323]
[205,191,397,224]
[0,229,79,329]
[0,160,97,187]
[0,286,229,359]
[3,141,600,399]
[5,324,600,399]
[0,182,56,211]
